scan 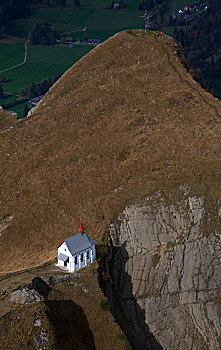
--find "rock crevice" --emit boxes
[102,188,221,350]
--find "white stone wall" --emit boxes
[92,244,96,261]
[58,242,72,270]
[58,243,96,272]
[72,246,95,271]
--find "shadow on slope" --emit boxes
[28,277,95,349]
[46,300,96,350]
[99,241,163,350]
[28,276,51,298]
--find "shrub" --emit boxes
[100,299,110,311]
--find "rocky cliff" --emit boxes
[103,186,221,349]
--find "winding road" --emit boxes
[0,40,28,73]
[0,28,86,73]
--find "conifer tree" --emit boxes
[0,84,4,99]
[0,74,6,83]
[23,104,29,118]
[74,0,80,7]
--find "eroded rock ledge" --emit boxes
[103,187,221,350]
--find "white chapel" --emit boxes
[57,223,96,272]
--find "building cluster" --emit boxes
[177,1,208,21]
[56,37,103,48]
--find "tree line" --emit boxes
[138,0,166,28]
[28,23,57,45]
[19,73,62,98]
[138,0,164,11]
[24,0,80,7]
[0,0,32,36]
[173,0,221,99]
[0,73,62,111]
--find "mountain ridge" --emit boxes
[0,30,221,274]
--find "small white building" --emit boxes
[57,223,96,272]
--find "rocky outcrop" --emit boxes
[103,187,221,350]
[33,328,48,350]
[9,287,42,304]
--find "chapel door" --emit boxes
[64,257,69,267]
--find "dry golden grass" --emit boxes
[0,263,127,350]
[0,30,221,273]
[0,110,18,131]
[0,303,56,350]
[46,263,126,350]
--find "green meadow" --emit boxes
[0,42,26,71]
[16,0,142,38]
[10,102,31,119]
[0,0,144,117]
[1,44,91,95]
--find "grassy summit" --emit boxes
[0,30,221,274]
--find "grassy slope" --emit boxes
[0,303,56,350]
[0,263,127,350]
[0,31,221,274]
[0,109,18,130]
[46,263,127,350]
[0,44,91,117]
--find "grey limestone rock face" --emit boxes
[9,287,42,304]
[106,188,221,350]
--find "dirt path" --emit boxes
[0,259,67,318]
[58,27,86,36]
[0,40,28,73]
[4,92,20,97]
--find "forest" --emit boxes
[0,0,32,36]
[173,0,221,99]
[28,23,57,45]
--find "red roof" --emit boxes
[79,222,84,233]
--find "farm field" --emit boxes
[0,42,26,71]
[9,102,30,119]
[0,44,91,117]
[0,0,143,117]
[16,0,142,39]
[1,44,91,94]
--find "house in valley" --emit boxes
[57,223,96,272]
[65,37,73,44]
